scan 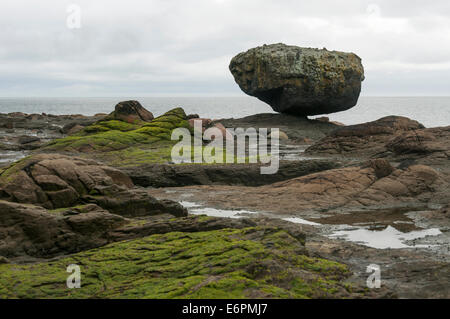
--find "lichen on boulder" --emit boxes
[229,43,364,116]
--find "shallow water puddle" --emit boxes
[180,201,258,219]
[247,141,317,161]
[328,225,442,249]
[180,201,321,225]
[281,217,321,226]
[178,201,444,249]
[312,208,424,232]
[0,150,28,164]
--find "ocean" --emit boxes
[0,96,449,128]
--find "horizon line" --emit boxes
[1,95,450,99]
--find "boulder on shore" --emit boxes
[105,100,154,123]
[229,43,364,116]
[0,154,187,217]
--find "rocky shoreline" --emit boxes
[0,44,449,299]
[0,102,448,298]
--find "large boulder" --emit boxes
[0,200,125,258]
[105,100,154,123]
[229,43,364,116]
[0,154,187,217]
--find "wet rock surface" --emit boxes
[148,160,448,215]
[0,112,105,167]
[229,43,364,116]
[122,160,340,187]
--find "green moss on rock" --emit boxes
[0,226,356,299]
[41,108,190,160]
[82,120,141,134]
[0,156,33,183]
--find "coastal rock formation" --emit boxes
[215,113,341,143]
[149,159,447,214]
[105,100,154,123]
[0,200,125,258]
[123,160,340,188]
[42,108,190,166]
[0,154,187,217]
[386,126,450,156]
[0,197,253,259]
[305,116,450,167]
[0,112,102,131]
[61,122,85,135]
[0,217,386,298]
[229,43,364,116]
[305,116,425,156]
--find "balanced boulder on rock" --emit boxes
[229,43,364,116]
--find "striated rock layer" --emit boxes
[0,154,187,217]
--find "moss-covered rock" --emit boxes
[82,120,141,134]
[41,107,191,165]
[0,226,363,299]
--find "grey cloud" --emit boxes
[0,0,449,96]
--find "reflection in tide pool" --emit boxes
[329,225,442,249]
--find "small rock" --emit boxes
[188,118,211,132]
[61,123,84,135]
[330,121,345,126]
[316,117,330,123]
[18,135,40,145]
[365,158,394,178]
[106,100,154,123]
[213,123,233,141]
[269,130,289,141]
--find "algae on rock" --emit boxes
[41,107,192,165]
[0,226,364,299]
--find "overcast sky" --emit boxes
[0,0,449,97]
